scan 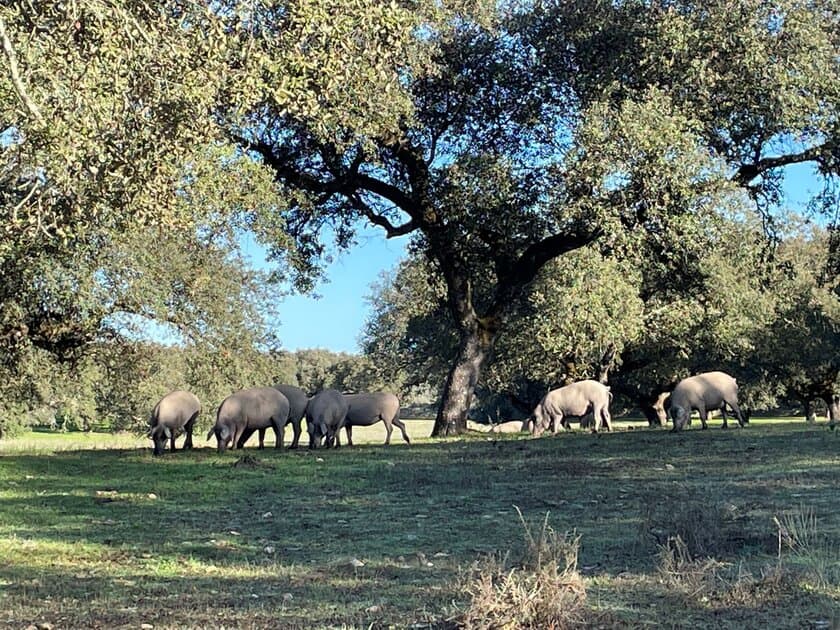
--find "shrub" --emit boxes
[0,401,34,439]
[457,508,586,629]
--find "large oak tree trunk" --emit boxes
[432,326,494,437]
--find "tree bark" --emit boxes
[432,325,495,437]
[826,394,839,429]
[803,399,816,424]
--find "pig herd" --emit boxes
[148,370,748,455]
[148,385,410,456]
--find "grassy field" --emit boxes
[0,418,837,628]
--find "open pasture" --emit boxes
[0,420,837,628]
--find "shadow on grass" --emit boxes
[0,560,458,629]
[1,423,838,627]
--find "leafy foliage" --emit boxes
[244,1,839,433]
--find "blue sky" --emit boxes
[249,226,410,354]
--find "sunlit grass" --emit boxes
[0,417,837,628]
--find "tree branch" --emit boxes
[0,17,44,125]
[350,193,417,237]
[733,143,829,186]
[353,172,420,216]
[492,225,604,313]
[237,132,423,237]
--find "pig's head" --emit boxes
[149,425,171,456]
[207,424,233,453]
[530,406,549,437]
[307,421,327,449]
[669,405,689,431]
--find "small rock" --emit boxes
[349,557,365,568]
[433,552,449,558]
[263,546,275,554]
[316,457,324,462]
[140,625,154,630]
[664,463,675,470]
[147,493,157,500]
[366,605,382,614]
[397,555,406,563]
[337,519,348,524]
[262,511,273,519]
[229,530,241,536]
[250,593,259,599]
[37,624,53,630]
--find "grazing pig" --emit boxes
[530,380,613,437]
[668,371,746,432]
[148,390,201,456]
[342,392,410,446]
[238,384,309,449]
[306,389,349,449]
[488,420,529,434]
[206,387,290,453]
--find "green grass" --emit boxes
[0,419,838,628]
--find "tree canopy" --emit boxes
[0,1,838,436]
[240,0,840,434]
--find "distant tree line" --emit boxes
[0,344,397,437]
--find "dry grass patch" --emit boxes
[642,496,749,558]
[774,506,840,589]
[654,504,840,618]
[456,508,587,630]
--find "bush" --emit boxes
[457,508,587,629]
[0,401,34,439]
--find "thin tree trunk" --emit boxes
[827,394,839,430]
[803,399,816,424]
[432,327,494,437]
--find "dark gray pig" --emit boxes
[206,387,290,453]
[342,392,409,446]
[305,389,348,449]
[238,384,309,449]
[148,390,201,456]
